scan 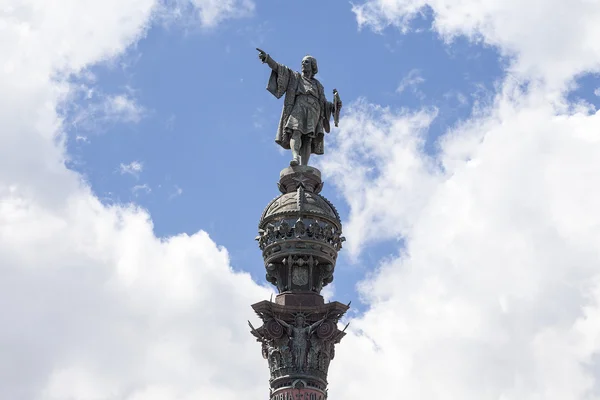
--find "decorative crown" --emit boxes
[293,312,308,320]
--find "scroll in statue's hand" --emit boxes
[333,89,342,127]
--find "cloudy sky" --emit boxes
[3,0,600,399]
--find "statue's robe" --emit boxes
[266,62,333,155]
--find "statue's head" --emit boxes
[294,313,306,327]
[301,55,318,77]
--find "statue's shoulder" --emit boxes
[286,66,300,76]
[284,68,301,83]
[315,79,326,98]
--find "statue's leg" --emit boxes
[300,348,307,370]
[289,130,301,166]
[300,137,312,166]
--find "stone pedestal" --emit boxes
[250,166,349,400]
[275,292,324,307]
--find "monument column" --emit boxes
[249,49,346,400]
[250,166,349,400]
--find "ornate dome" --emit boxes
[255,166,345,295]
[259,190,341,229]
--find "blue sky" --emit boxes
[7,0,600,398]
[64,0,507,311]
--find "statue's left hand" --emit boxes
[333,89,342,109]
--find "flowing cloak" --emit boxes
[266,62,333,155]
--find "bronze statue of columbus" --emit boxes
[257,48,342,166]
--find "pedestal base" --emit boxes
[271,385,326,400]
[275,292,324,307]
[278,166,323,194]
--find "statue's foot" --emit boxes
[290,158,299,167]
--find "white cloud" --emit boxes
[595,87,600,97]
[310,2,600,399]
[444,90,469,107]
[169,185,184,199]
[191,0,255,27]
[321,283,336,303]
[0,1,268,399]
[322,84,600,400]
[0,193,271,399]
[319,100,439,257]
[69,91,146,131]
[103,93,145,123]
[132,183,151,195]
[353,0,600,90]
[397,68,425,95]
[317,2,600,394]
[120,161,144,177]
[158,0,255,29]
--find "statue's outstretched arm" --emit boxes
[309,315,328,332]
[276,318,293,336]
[274,317,291,330]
